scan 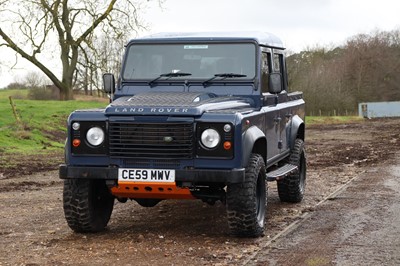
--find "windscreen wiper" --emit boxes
[203,73,247,87]
[149,72,192,87]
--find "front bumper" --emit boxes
[59,164,245,184]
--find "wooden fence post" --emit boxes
[9,96,22,125]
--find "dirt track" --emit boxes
[0,118,399,265]
[248,156,400,265]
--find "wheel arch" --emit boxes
[242,126,267,168]
[64,138,69,164]
[289,115,305,149]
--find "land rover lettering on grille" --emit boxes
[113,107,189,113]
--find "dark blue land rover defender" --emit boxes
[60,32,306,237]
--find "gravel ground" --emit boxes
[0,118,399,265]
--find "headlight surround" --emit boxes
[196,123,234,158]
[200,128,221,149]
[86,127,105,146]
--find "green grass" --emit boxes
[0,89,107,155]
[0,89,29,100]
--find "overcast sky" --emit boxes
[1,0,399,88]
[142,0,400,51]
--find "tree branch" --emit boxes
[76,0,117,45]
[0,27,63,89]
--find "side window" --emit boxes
[261,52,271,93]
[273,52,287,91]
[273,53,281,72]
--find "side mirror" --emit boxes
[268,72,282,94]
[103,73,115,94]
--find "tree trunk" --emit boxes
[57,71,73,99]
[89,67,93,96]
[59,86,74,100]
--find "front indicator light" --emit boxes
[86,127,105,146]
[201,128,221,149]
[223,141,232,150]
[72,139,81,147]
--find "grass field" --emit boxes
[0,89,108,155]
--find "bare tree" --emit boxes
[24,71,49,88]
[288,28,400,116]
[344,30,400,103]
[75,31,125,96]
[0,0,149,100]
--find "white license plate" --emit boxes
[118,168,175,183]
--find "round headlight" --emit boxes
[201,128,221,149]
[86,127,105,146]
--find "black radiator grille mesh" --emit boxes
[109,122,194,159]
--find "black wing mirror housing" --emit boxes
[268,72,282,94]
[103,73,115,94]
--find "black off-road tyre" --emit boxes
[63,179,114,233]
[278,138,306,203]
[226,153,267,237]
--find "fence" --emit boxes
[307,109,358,117]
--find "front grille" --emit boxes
[123,159,181,169]
[109,122,194,159]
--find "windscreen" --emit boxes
[122,43,256,80]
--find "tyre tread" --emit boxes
[63,179,114,233]
[277,139,306,203]
[227,154,267,237]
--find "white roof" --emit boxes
[133,31,285,49]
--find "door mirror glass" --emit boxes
[103,73,115,94]
[268,72,282,94]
